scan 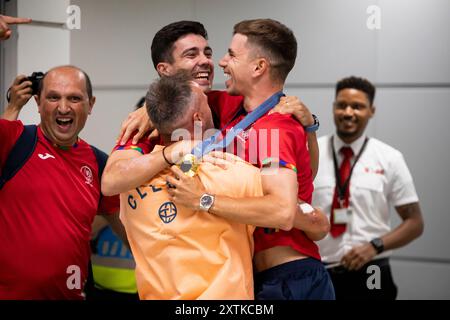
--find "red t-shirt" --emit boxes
[0,120,119,299]
[207,90,320,260]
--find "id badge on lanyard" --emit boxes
[331,136,369,225]
[333,205,352,224]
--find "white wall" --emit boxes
[9,0,71,124]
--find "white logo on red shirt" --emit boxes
[237,129,251,143]
[80,166,93,187]
[38,153,55,160]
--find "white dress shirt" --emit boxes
[313,134,419,263]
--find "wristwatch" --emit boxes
[305,114,320,133]
[199,193,215,212]
[370,237,384,254]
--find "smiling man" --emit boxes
[0,66,121,299]
[313,76,424,300]
[150,21,214,92]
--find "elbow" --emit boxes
[319,214,331,235]
[415,219,425,238]
[278,205,296,231]
[299,209,331,241]
[307,215,330,241]
[306,231,327,242]
[101,179,115,197]
[310,208,331,236]
[101,171,117,197]
[408,214,425,240]
[306,218,330,241]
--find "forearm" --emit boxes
[91,215,109,239]
[307,132,319,179]
[166,165,299,231]
[381,202,424,251]
[102,212,130,250]
[1,104,21,120]
[102,150,169,196]
[210,194,296,231]
[293,207,330,241]
[382,216,424,251]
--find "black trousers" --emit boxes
[326,258,398,300]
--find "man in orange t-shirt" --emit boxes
[119,71,263,299]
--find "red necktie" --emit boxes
[330,146,354,238]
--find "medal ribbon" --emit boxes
[191,91,285,159]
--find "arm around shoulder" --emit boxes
[101,148,166,196]
[206,167,299,231]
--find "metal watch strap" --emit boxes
[199,193,215,212]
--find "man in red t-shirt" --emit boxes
[0,66,121,299]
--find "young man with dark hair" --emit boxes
[151,21,209,68]
[313,76,424,299]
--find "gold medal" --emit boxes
[177,154,199,177]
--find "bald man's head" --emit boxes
[38,65,93,99]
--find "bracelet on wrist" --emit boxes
[162,146,175,166]
[305,114,320,133]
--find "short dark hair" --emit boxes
[336,76,376,105]
[145,70,194,134]
[233,19,297,83]
[38,65,93,99]
[151,21,208,69]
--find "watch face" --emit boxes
[371,238,384,253]
[201,195,213,207]
[373,238,382,247]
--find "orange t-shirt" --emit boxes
[120,149,263,300]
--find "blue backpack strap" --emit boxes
[0,125,38,190]
[89,145,108,200]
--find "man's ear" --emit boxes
[156,62,172,76]
[193,111,202,122]
[369,104,376,118]
[253,58,268,77]
[192,111,204,135]
[34,95,41,114]
[88,96,96,115]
